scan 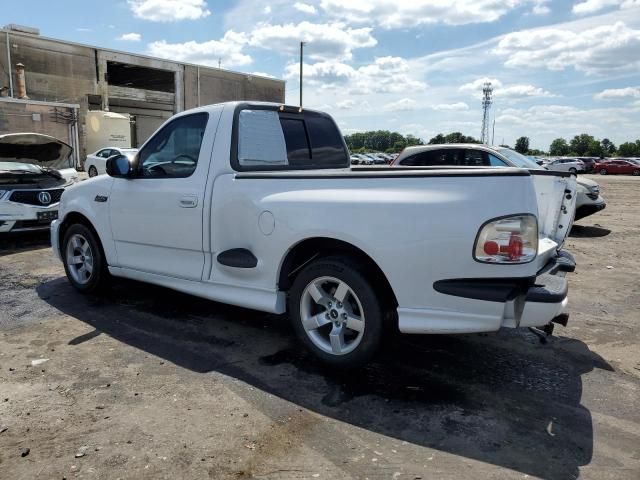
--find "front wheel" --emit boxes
[288,256,385,368]
[599,168,608,175]
[633,170,640,176]
[62,224,109,293]
[569,167,577,174]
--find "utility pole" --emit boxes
[492,117,496,146]
[299,41,305,107]
[481,82,493,144]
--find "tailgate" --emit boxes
[530,171,577,257]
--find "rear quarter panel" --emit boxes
[208,173,540,311]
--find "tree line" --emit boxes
[345,130,640,157]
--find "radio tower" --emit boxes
[481,82,493,144]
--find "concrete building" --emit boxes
[0,24,285,166]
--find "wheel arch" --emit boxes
[278,237,398,310]
[58,212,104,260]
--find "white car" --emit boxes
[546,158,585,174]
[393,144,606,221]
[51,102,576,366]
[85,147,138,177]
[0,133,79,233]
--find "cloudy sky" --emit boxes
[11,0,640,149]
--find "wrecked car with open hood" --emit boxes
[0,133,79,233]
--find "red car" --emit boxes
[595,159,640,176]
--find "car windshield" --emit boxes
[495,147,543,169]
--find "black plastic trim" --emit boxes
[434,277,534,302]
[528,169,574,178]
[217,248,258,268]
[236,168,530,180]
[434,250,573,303]
[575,203,606,221]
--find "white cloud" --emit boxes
[76,27,92,32]
[460,77,556,99]
[531,0,551,14]
[384,98,417,111]
[432,102,470,111]
[572,0,639,15]
[251,71,276,78]
[595,86,640,99]
[494,21,640,75]
[118,33,142,42]
[294,2,318,14]
[128,0,211,22]
[249,22,376,61]
[319,0,540,28]
[285,56,427,95]
[147,31,252,68]
[263,5,272,14]
[336,99,356,109]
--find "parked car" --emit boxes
[391,144,605,221]
[546,158,585,173]
[52,102,576,366]
[85,147,138,177]
[575,157,598,173]
[0,133,79,233]
[595,159,640,175]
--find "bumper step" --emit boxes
[525,273,568,303]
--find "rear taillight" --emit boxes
[474,214,538,264]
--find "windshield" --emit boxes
[0,161,47,173]
[495,147,543,170]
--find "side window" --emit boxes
[236,108,348,170]
[97,149,110,158]
[487,154,508,166]
[138,113,208,178]
[462,149,488,166]
[399,150,448,166]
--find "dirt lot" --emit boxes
[1,174,639,480]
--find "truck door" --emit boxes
[109,111,215,280]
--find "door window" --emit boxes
[488,154,508,166]
[138,113,208,178]
[97,149,111,158]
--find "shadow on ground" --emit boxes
[37,277,611,480]
[0,231,50,256]
[570,224,611,238]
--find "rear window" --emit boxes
[234,107,348,170]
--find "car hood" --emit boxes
[0,133,74,171]
[576,177,598,189]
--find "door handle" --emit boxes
[179,195,198,208]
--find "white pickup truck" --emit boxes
[51,102,577,366]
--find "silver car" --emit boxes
[546,158,585,174]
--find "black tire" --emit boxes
[633,170,640,176]
[599,168,607,175]
[288,255,385,368]
[569,167,577,174]
[88,166,98,177]
[62,223,110,293]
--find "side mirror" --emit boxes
[105,154,135,178]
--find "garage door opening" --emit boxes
[107,61,175,93]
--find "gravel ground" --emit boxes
[0,174,638,480]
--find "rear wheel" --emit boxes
[599,168,608,175]
[62,224,109,293]
[88,166,98,177]
[288,256,385,367]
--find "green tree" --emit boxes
[601,138,616,156]
[588,139,604,158]
[428,133,446,144]
[617,141,640,156]
[515,136,530,154]
[570,134,596,156]
[549,138,570,156]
